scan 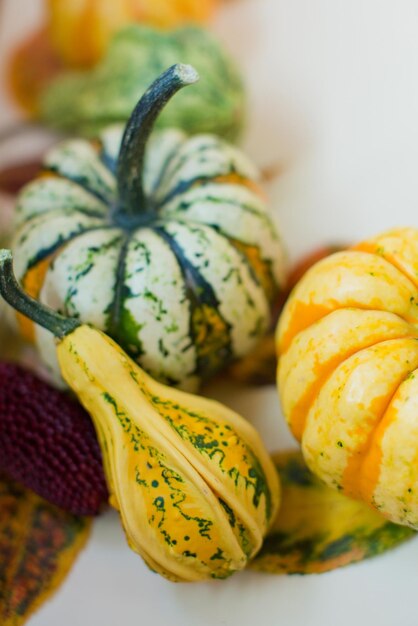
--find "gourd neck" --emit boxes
[115,64,199,223]
[0,250,79,339]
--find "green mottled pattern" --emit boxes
[253,520,414,575]
[151,134,257,201]
[13,210,106,280]
[41,229,124,329]
[250,452,415,575]
[130,368,272,519]
[40,25,245,141]
[99,391,247,580]
[15,178,107,226]
[161,220,271,357]
[13,127,285,390]
[115,229,196,385]
[45,140,117,202]
[161,184,284,281]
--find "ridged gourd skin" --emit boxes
[58,325,280,581]
[13,125,285,392]
[0,249,280,583]
[47,0,217,67]
[41,25,245,140]
[0,362,108,516]
[276,227,418,529]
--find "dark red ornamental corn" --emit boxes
[0,362,108,515]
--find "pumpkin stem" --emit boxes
[0,249,80,339]
[116,64,199,218]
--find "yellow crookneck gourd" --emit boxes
[0,249,280,582]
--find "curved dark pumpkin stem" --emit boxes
[116,64,199,219]
[0,250,79,339]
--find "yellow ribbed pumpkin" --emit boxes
[277,227,418,528]
[47,0,217,67]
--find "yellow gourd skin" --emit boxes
[58,325,280,581]
[48,0,217,67]
[277,228,418,529]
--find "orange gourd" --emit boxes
[47,0,217,67]
[276,227,418,529]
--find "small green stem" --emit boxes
[116,64,199,218]
[0,250,80,339]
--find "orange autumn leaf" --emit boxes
[0,477,91,626]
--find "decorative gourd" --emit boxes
[250,451,415,574]
[47,0,217,67]
[277,227,418,528]
[0,249,280,582]
[13,65,285,391]
[40,25,245,140]
[0,201,13,347]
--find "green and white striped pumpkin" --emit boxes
[12,65,286,390]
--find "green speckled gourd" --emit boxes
[12,65,286,390]
[250,451,414,575]
[40,25,245,140]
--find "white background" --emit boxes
[2,1,418,624]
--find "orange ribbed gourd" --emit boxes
[277,228,418,528]
[48,0,217,67]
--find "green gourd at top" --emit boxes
[40,25,245,141]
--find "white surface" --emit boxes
[2,1,418,624]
